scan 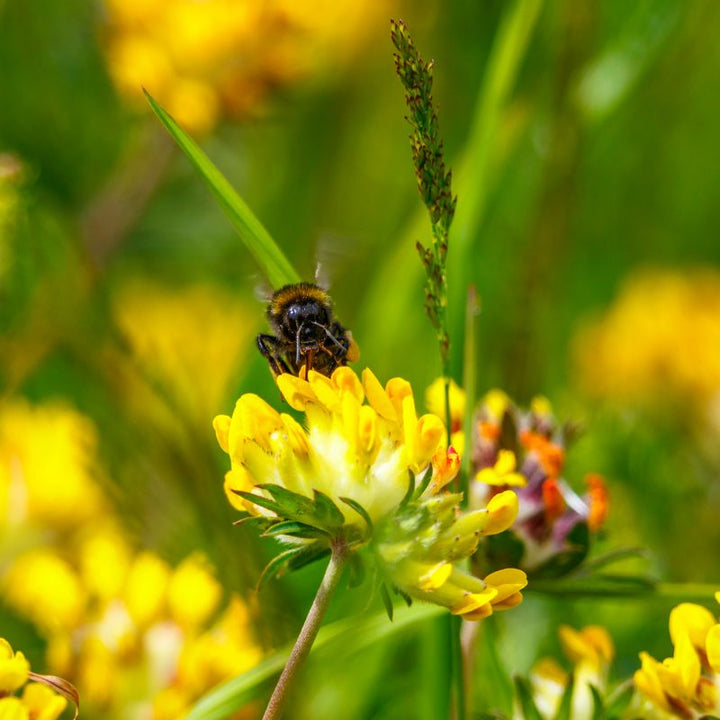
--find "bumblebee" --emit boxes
[257,282,359,378]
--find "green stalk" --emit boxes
[262,543,347,720]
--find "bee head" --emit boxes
[283,300,330,342]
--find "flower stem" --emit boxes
[262,543,347,720]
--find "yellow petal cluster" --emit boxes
[216,367,527,620]
[0,639,67,720]
[634,600,720,717]
[214,367,448,526]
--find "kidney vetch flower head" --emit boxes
[631,594,720,718]
[214,367,527,620]
[470,389,609,578]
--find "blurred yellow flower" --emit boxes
[0,639,68,720]
[5,539,260,719]
[101,0,395,132]
[573,268,720,417]
[0,639,29,694]
[521,625,614,720]
[112,280,253,425]
[0,400,107,531]
[426,377,466,454]
[167,553,222,630]
[633,599,720,718]
[4,550,87,632]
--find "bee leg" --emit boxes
[257,334,292,376]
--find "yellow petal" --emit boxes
[674,631,701,699]
[213,414,231,452]
[0,697,29,720]
[0,641,29,694]
[332,366,364,403]
[223,468,258,514]
[634,653,671,713]
[483,491,519,535]
[357,405,377,455]
[495,449,517,474]
[484,568,528,589]
[21,683,67,720]
[418,562,453,591]
[415,414,444,466]
[387,377,413,420]
[581,625,614,664]
[308,371,342,412]
[669,602,715,651]
[276,375,317,411]
[362,368,396,421]
[706,624,720,673]
[451,587,498,616]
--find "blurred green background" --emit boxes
[1,0,720,717]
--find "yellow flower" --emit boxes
[4,550,86,632]
[573,268,720,416]
[0,639,69,720]
[20,683,67,720]
[112,281,254,425]
[0,401,107,530]
[425,377,466,454]
[476,449,527,487]
[0,640,29,694]
[216,367,527,619]
[123,551,171,628]
[101,0,396,132]
[634,599,720,717]
[215,367,446,526]
[525,625,614,720]
[167,554,222,630]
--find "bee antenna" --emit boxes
[312,321,344,349]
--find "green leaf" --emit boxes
[262,521,331,539]
[339,496,374,532]
[399,469,416,509]
[413,464,434,499]
[287,543,331,572]
[233,490,282,516]
[589,685,606,720]
[380,583,394,621]
[256,547,302,590]
[144,90,300,290]
[513,676,543,720]
[346,553,366,588]
[553,673,575,720]
[256,484,316,520]
[312,489,346,529]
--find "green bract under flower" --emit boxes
[214,367,527,620]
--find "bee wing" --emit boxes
[314,231,362,291]
[253,276,275,303]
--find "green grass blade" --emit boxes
[185,604,442,720]
[144,90,300,289]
